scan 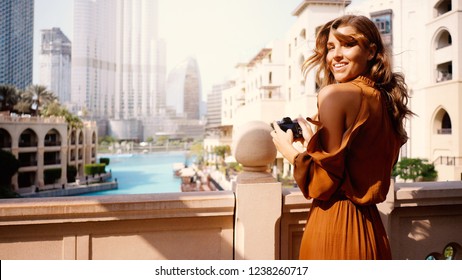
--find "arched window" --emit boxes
[436,29,452,49]
[434,0,452,17]
[0,128,12,148]
[19,129,38,147]
[44,129,61,146]
[78,131,84,145]
[434,108,452,134]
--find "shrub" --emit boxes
[44,168,62,185]
[84,163,106,176]
[99,157,110,166]
[0,150,20,198]
[0,150,20,186]
[393,158,438,182]
[67,165,77,183]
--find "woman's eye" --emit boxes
[345,41,357,47]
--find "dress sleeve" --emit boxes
[293,129,346,200]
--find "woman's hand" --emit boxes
[295,116,314,148]
[271,122,301,165]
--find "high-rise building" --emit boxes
[39,28,72,104]
[166,57,202,120]
[206,81,233,130]
[0,0,34,89]
[72,0,161,121]
[72,0,116,118]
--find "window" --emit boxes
[436,30,452,49]
[300,29,306,40]
[434,0,452,17]
[371,10,393,47]
[434,108,452,134]
[436,62,452,82]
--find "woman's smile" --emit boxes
[326,25,371,83]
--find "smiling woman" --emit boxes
[271,15,414,260]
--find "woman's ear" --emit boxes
[368,43,377,61]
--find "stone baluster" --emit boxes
[233,121,282,260]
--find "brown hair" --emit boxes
[302,15,413,144]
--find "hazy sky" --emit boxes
[33,0,345,97]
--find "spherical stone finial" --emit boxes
[233,121,277,172]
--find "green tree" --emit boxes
[189,141,204,164]
[393,158,438,182]
[41,101,83,130]
[13,99,32,114]
[21,85,57,116]
[0,84,20,112]
[213,145,230,159]
[156,135,169,146]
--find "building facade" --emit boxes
[0,115,97,195]
[345,0,462,180]
[0,0,34,89]
[39,28,72,104]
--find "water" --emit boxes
[82,151,189,196]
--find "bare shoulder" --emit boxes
[317,82,362,128]
[318,83,361,101]
[318,83,362,105]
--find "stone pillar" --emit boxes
[233,121,282,260]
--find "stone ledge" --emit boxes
[282,187,311,213]
[0,191,236,225]
[395,181,462,207]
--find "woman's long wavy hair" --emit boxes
[302,15,414,144]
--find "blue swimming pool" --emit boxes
[82,151,189,196]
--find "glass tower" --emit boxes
[0,0,34,89]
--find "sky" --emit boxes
[33,0,358,98]
[33,0,300,96]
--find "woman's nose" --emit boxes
[333,47,343,59]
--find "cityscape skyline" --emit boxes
[33,0,310,98]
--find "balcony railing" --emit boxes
[433,156,462,166]
[0,121,461,260]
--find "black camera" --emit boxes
[272,117,303,138]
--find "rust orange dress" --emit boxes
[294,76,403,260]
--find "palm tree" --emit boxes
[0,84,20,112]
[22,85,57,116]
[41,101,83,130]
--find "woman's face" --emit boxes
[326,25,372,83]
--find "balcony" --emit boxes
[1,121,461,260]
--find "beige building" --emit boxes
[345,0,462,180]
[210,0,462,181]
[0,114,97,195]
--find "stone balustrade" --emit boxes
[1,121,461,260]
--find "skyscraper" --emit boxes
[166,57,202,120]
[71,0,116,118]
[0,0,34,89]
[72,0,161,121]
[39,28,72,104]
